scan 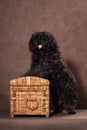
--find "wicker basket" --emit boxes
[10,76,50,117]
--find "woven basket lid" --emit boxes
[10,76,50,86]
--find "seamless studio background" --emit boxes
[0,0,87,117]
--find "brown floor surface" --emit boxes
[0,110,87,130]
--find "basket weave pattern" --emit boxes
[10,77,50,117]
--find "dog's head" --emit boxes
[29,31,58,55]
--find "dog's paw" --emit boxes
[68,110,76,114]
[54,108,63,114]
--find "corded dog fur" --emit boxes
[23,31,78,114]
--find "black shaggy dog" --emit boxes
[23,31,78,114]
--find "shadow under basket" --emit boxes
[10,76,50,118]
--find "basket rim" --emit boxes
[10,76,50,86]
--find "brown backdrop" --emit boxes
[0,0,87,117]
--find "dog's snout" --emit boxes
[38,44,43,49]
